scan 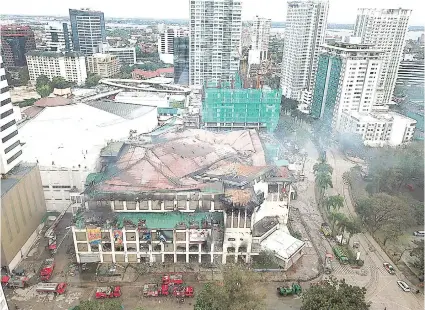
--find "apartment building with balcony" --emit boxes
[43,22,73,52]
[280,0,329,102]
[86,53,120,78]
[310,42,383,130]
[98,43,136,66]
[189,0,242,86]
[354,8,411,104]
[26,51,87,86]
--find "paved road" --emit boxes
[327,148,423,310]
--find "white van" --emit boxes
[413,231,425,237]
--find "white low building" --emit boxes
[26,51,87,86]
[338,111,416,147]
[18,99,158,211]
[114,92,169,107]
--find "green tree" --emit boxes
[411,240,424,271]
[301,277,370,310]
[355,193,414,235]
[315,172,333,203]
[36,84,52,98]
[51,76,71,89]
[36,74,50,88]
[195,265,265,310]
[18,67,30,86]
[85,73,102,87]
[343,218,361,244]
[329,212,347,235]
[76,299,122,310]
[324,194,344,212]
[313,161,333,176]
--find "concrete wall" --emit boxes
[1,165,47,271]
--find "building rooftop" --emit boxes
[85,100,156,120]
[25,51,84,58]
[34,97,71,107]
[18,102,158,170]
[1,164,36,197]
[261,229,305,259]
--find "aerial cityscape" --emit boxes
[0,0,423,309]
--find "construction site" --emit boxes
[201,51,281,132]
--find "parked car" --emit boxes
[413,231,424,237]
[397,280,410,292]
[383,263,395,274]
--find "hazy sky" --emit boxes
[1,0,423,25]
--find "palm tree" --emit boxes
[315,172,333,202]
[330,212,347,235]
[324,194,344,212]
[313,161,333,176]
[344,219,361,244]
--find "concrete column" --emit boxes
[211,199,215,211]
[222,252,227,264]
[210,243,215,263]
[136,201,140,211]
[72,227,80,263]
[161,243,165,263]
[186,230,190,263]
[237,210,241,228]
[244,210,247,228]
[174,230,178,263]
[161,201,165,211]
[231,211,234,228]
[246,241,252,263]
[148,200,152,211]
[123,201,127,211]
[198,244,202,264]
[148,244,153,263]
[110,230,116,263]
[122,228,128,262]
[136,228,140,261]
[111,201,115,211]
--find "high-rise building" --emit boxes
[1,25,36,68]
[189,0,242,86]
[310,43,382,129]
[0,56,22,174]
[174,36,190,85]
[158,27,188,64]
[354,8,411,104]
[86,53,120,78]
[44,22,73,52]
[251,16,271,51]
[26,51,87,86]
[280,0,329,102]
[69,8,106,55]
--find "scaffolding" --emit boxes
[202,75,281,132]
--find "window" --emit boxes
[4,140,19,153]
[0,86,10,94]
[2,130,18,143]
[7,149,22,164]
[1,119,16,131]
[0,109,13,118]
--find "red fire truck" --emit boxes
[162,274,183,285]
[40,258,55,281]
[35,282,67,295]
[95,286,122,299]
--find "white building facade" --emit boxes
[281,0,329,102]
[43,22,73,52]
[310,43,383,130]
[158,28,188,65]
[338,111,416,147]
[0,56,22,175]
[0,285,8,310]
[98,43,136,66]
[86,53,120,78]
[26,51,87,86]
[251,16,271,51]
[189,0,242,86]
[354,8,411,104]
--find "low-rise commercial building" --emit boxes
[86,53,120,78]
[338,111,416,147]
[98,43,136,66]
[1,164,47,272]
[72,129,304,269]
[26,51,87,86]
[18,98,158,211]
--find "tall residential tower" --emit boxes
[280,0,329,102]
[354,8,411,104]
[0,55,22,174]
[189,0,242,86]
[69,8,106,55]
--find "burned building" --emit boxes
[71,129,304,268]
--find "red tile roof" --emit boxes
[34,97,71,107]
[132,67,174,79]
